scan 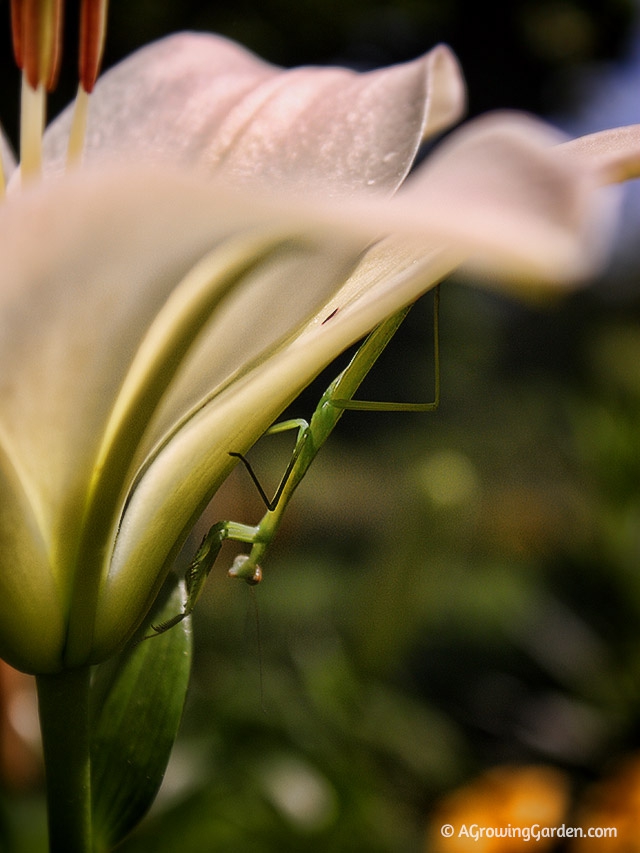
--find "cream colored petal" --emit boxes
[557,124,640,184]
[0,446,65,673]
[93,241,456,659]
[42,32,465,196]
[0,167,358,596]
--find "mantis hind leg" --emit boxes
[332,284,440,413]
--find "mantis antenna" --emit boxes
[150,285,440,636]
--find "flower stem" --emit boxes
[36,667,93,853]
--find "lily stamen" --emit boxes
[79,0,109,94]
[19,73,46,181]
[10,1,109,175]
[11,0,64,92]
[68,0,109,166]
[11,0,64,182]
[66,85,90,167]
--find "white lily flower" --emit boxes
[1,8,639,674]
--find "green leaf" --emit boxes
[89,578,192,848]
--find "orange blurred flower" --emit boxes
[427,765,570,853]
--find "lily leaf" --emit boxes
[90,575,192,849]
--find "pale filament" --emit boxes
[67,85,91,167]
[19,73,46,184]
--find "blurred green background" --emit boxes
[2,1,640,850]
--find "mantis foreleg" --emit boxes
[149,520,261,635]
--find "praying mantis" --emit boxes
[150,285,440,636]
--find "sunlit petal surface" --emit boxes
[41,33,465,197]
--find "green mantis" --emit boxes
[150,285,440,636]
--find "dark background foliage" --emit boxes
[1,1,640,850]
[0,0,634,140]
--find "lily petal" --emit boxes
[0,445,64,672]
[0,168,363,670]
[557,123,640,184]
[41,32,465,196]
[389,113,618,285]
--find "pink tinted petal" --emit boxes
[42,32,465,196]
[0,166,357,583]
[558,124,640,184]
[378,113,616,284]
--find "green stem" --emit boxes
[36,667,93,853]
